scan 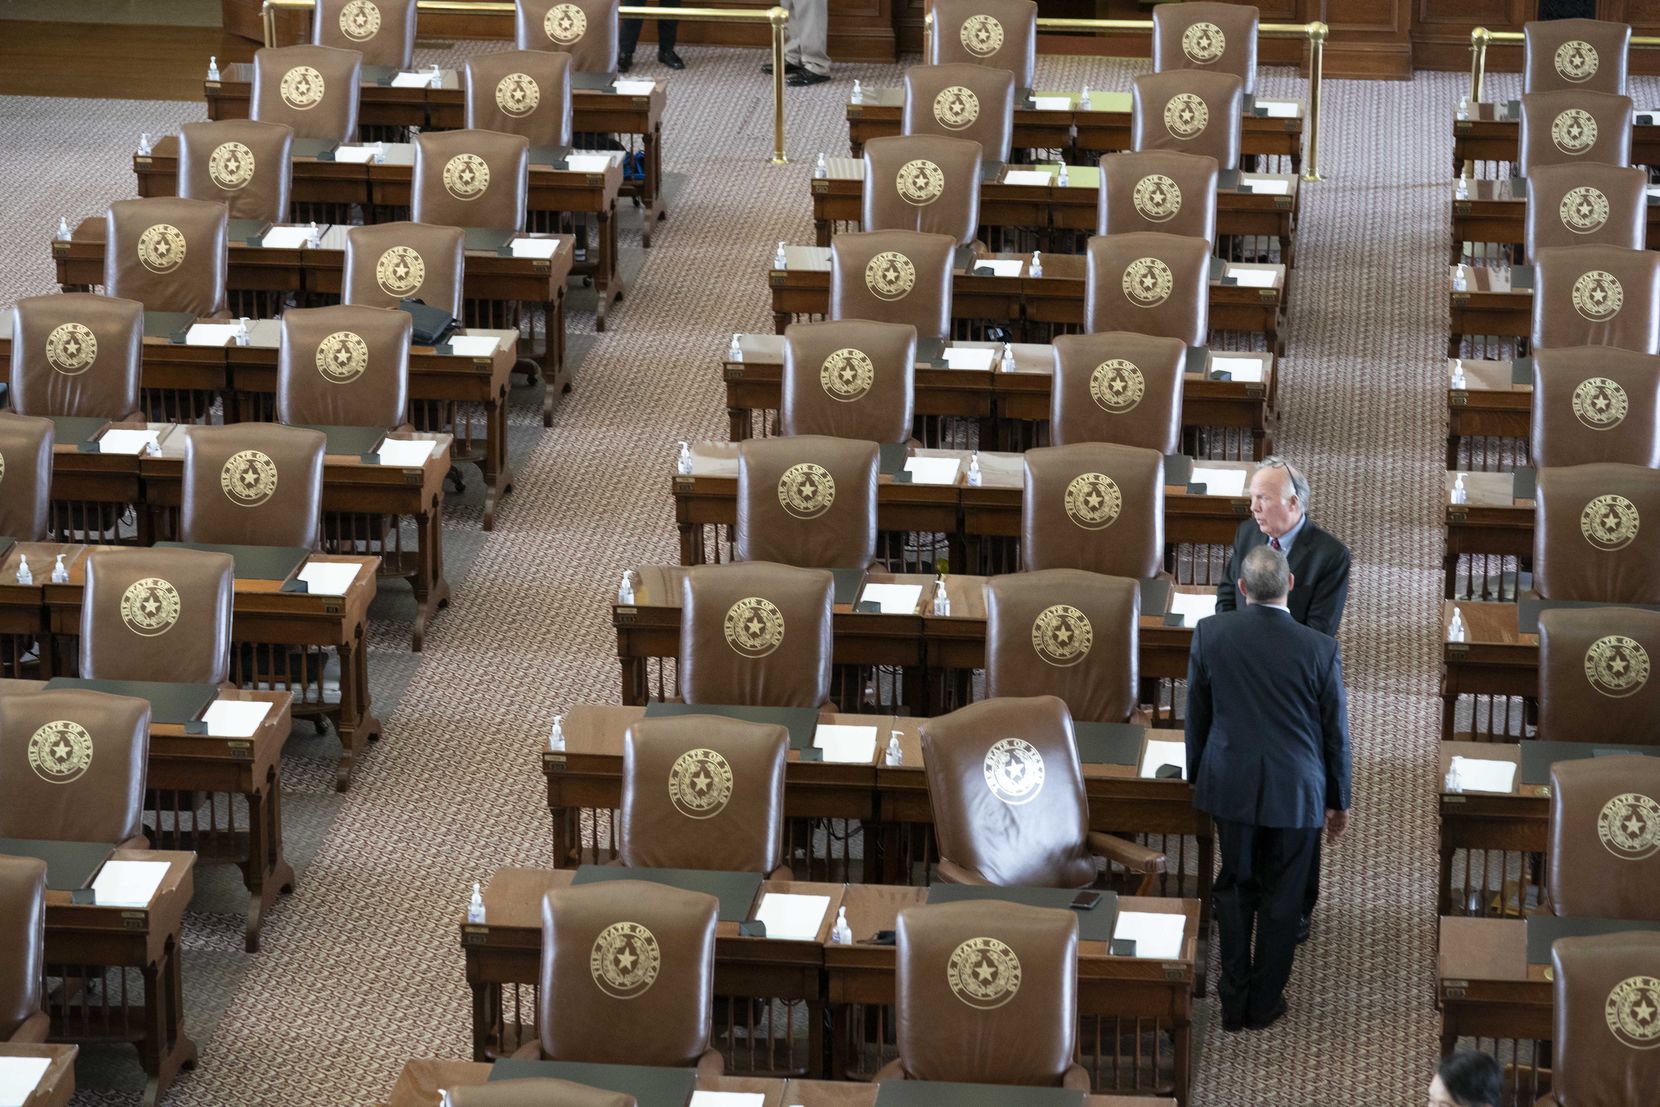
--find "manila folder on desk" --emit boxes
[0,838,115,891]
[488,1060,695,1107]
[571,865,762,924]
[875,1081,1085,1107]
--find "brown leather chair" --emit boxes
[985,572,1139,723]
[618,715,790,877]
[1532,245,1660,353]
[830,231,956,342]
[1524,18,1631,95]
[862,135,984,247]
[178,119,295,223]
[779,320,917,442]
[180,424,327,548]
[0,413,53,542]
[926,0,1038,89]
[1537,607,1660,745]
[451,1081,635,1107]
[1531,347,1660,468]
[0,688,150,848]
[537,881,722,1072]
[1152,2,1259,96]
[1518,91,1634,176]
[902,64,1017,162]
[882,900,1089,1088]
[1050,331,1185,453]
[9,294,144,421]
[1534,463,1660,602]
[1542,932,1660,1104]
[412,129,531,234]
[80,548,234,684]
[313,0,418,68]
[276,304,412,428]
[1130,70,1244,171]
[515,0,619,74]
[1022,442,1164,578]
[1085,232,1210,346]
[679,562,833,708]
[104,197,229,318]
[342,222,466,317]
[466,49,574,149]
[736,436,879,569]
[251,44,363,145]
[1098,150,1219,246]
[1546,755,1660,920]
[1524,163,1646,260]
[0,856,47,1043]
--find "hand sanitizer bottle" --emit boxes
[1451,473,1468,504]
[831,906,853,944]
[999,341,1015,372]
[966,450,982,487]
[1056,161,1069,187]
[814,152,828,178]
[15,555,32,586]
[307,220,321,247]
[549,714,565,751]
[851,79,863,104]
[466,882,486,924]
[931,578,951,616]
[618,571,635,605]
[773,240,788,270]
[1080,83,1092,110]
[207,55,220,81]
[1452,263,1467,291]
[1445,757,1465,794]
[51,554,69,584]
[1450,360,1466,390]
[728,333,743,362]
[372,140,386,166]
[138,132,153,156]
[1457,95,1470,120]
[235,317,251,347]
[55,216,71,242]
[1029,250,1043,278]
[1455,175,1468,200]
[1448,606,1466,643]
[676,440,693,475]
[885,731,903,766]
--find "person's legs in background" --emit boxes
[618,0,684,71]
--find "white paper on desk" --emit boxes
[202,699,272,738]
[375,439,438,467]
[1169,593,1219,627]
[1209,355,1265,382]
[1003,170,1053,186]
[1227,267,1277,288]
[259,225,314,249]
[332,145,379,163]
[1243,177,1291,195]
[753,892,831,941]
[0,1056,52,1107]
[1190,467,1247,496]
[860,583,922,614]
[904,456,960,485]
[1139,739,1188,780]
[1113,911,1186,960]
[1256,100,1299,118]
[391,71,430,87]
[565,154,616,173]
[689,1094,766,1107]
[814,724,879,763]
[613,79,656,95]
[1449,756,1516,793]
[91,859,170,907]
[509,237,560,259]
[98,429,160,455]
[446,335,504,357]
[184,323,241,346]
[942,347,996,371]
[975,258,1025,277]
[297,561,361,596]
[1033,96,1072,110]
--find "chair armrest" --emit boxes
[1086,831,1167,874]
[935,857,993,885]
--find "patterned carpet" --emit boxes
[0,44,1626,1107]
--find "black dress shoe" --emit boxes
[786,69,832,86]
[1245,999,1288,1030]
[657,48,685,70]
[617,54,632,73]
[1296,912,1311,944]
[1221,1012,1245,1033]
[761,61,804,75]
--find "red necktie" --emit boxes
[1270,537,1282,551]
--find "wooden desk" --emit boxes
[1437,916,1552,1107]
[811,160,1299,268]
[1437,742,1547,921]
[1440,600,1537,741]
[846,86,1306,175]
[769,247,1286,356]
[1447,264,1528,356]
[1443,470,1533,600]
[1451,176,1660,260]
[1452,100,1660,175]
[0,1043,77,1107]
[44,849,196,1107]
[1447,358,1531,467]
[723,335,1277,460]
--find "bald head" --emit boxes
[1240,544,1291,604]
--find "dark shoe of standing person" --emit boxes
[786,69,831,86]
[658,48,685,69]
[761,60,804,75]
[1245,999,1288,1031]
[618,53,633,73]
[1296,912,1311,944]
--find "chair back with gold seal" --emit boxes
[252,44,363,144]
[863,135,984,247]
[1547,755,1660,920]
[80,548,233,684]
[1523,163,1646,261]
[412,129,531,234]
[343,222,466,317]
[780,320,917,442]
[538,881,722,1072]
[0,412,53,543]
[0,856,48,1043]
[736,435,879,569]
[179,119,295,224]
[1547,932,1660,1103]
[1130,70,1244,171]
[1022,442,1164,578]
[901,63,1016,162]
[515,0,619,74]
[1524,18,1631,94]
[830,230,956,341]
[678,561,833,708]
[1152,2,1259,95]
[1098,150,1219,246]
[180,424,327,549]
[1532,244,1660,352]
[466,49,575,150]
[313,0,418,68]
[986,571,1139,723]
[926,0,1037,89]
[1518,90,1634,175]
[1050,331,1185,453]
[0,689,151,848]
[277,304,413,429]
[9,293,144,420]
[1531,346,1660,468]
[1085,231,1210,346]
[1537,607,1660,745]
[105,197,229,318]
[1534,462,1660,602]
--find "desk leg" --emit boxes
[482,385,514,533]
[621,656,648,706]
[679,521,702,565]
[542,289,570,428]
[243,769,297,953]
[1441,690,1457,741]
[140,936,198,1107]
[410,496,452,652]
[471,980,502,1061]
[335,629,383,792]
[642,124,664,246]
[595,205,621,332]
[729,407,753,441]
[1172,1018,1192,1106]
[814,217,830,248]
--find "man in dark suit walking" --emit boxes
[1215,455,1351,941]
[1186,545,1351,1031]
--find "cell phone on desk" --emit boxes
[1070,890,1102,911]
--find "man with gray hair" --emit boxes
[1186,544,1351,1032]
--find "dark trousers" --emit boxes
[1213,818,1321,1022]
[1303,837,1321,915]
[620,0,678,55]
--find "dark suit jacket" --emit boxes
[1213,516,1351,635]
[1184,605,1351,828]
